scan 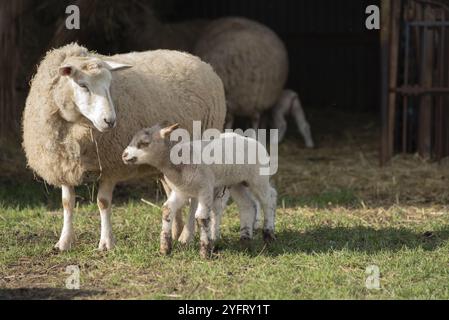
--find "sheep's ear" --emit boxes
[160,123,180,139]
[59,65,76,77]
[103,60,133,71]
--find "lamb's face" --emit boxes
[123,124,180,166]
[57,57,132,133]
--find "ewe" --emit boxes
[22,43,226,251]
[193,17,314,146]
[123,124,277,258]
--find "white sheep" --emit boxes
[122,124,277,258]
[22,43,226,251]
[192,17,314,148]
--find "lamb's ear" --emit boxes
[160,123,180,139]
[59,65,76,77]
[103,60,133,71]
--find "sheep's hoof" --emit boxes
[263,229,276,244]
[254,223,263,233]
[54,233,75,251]
[306,143,315,149]
[239,236,252,249]
[200,242,212,259]
[178,231,194,246]
[160,233,172,255]
[98,236,115,251]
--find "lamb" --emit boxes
[192,17,313,147]
[264,89,315,147]
[122,124,277,258]
[22,43,226,251]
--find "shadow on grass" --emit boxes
[279,189,359,209]
[0,288,105,300]
[0,177,161,210]
[221,226,449,257]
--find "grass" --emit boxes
[1,198,449,300]
[1,109,449,299]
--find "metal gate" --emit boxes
[381,0,449,164]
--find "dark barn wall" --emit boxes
[167,0,381,112]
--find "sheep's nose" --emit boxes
[126,157,137,164]
[104,118,115,128]
[122,152,137,164]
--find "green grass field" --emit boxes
[1,111,449,299]
[1,194,449,299]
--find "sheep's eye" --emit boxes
[137,142,149,149]
[79,83,89,90]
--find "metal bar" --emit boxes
[380,0,392,166]
[387,0,402,161]
[436,23,445,160]
[409,21,449,26]
[402,22,411,153]
[418,6,434,158]
[393,87,449,94]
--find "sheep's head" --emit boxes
[55,56,132,132]
[123,124,180,166]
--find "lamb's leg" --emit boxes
[272,90,293,144]
[54,185,76,251]
[97,179,116,251]
[211,187,230,242]
[160,191,187,255]
[251,113,261,131]
[290,92,315,148]
[225,112,235,130]
[196,191,214,259]
[259,112,269,130]
[178,198,197,245]
[230,184,257,244]
[250,182,277,243]
[161,178,184,241]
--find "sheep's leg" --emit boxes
[225,112,235,130]
[272,110,288,144]
[272,90,293,143]
[211,187,230,242]
[250,182,277,243]
[54,185,76,251]
[97,179,116,251]
[258,112,269,130]
[251,113,261,131]
[160,191,187,255]
[178,199,197,245]
[160,178,184,241]
[290,92,314,148]
[247,113,261,140]
[195,191,214,259]
[230,184,257,244]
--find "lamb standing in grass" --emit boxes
[22,43,226,251]
[123,124,277,258]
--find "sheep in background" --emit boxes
[192,17,314,148]
[123,124,277,258]
[22,43,226,251]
